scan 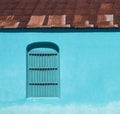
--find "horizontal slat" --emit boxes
[29,83,58,85]
[29,68,57,71]
[29,53,57,56]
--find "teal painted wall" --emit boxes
[0,32,120,113]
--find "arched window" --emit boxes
[26,42,60,98]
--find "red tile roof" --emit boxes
[0,0,119,28]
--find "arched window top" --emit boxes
[26,42,59,53]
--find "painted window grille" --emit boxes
[26,42,60,98]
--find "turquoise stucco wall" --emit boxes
[0,32,120,107]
